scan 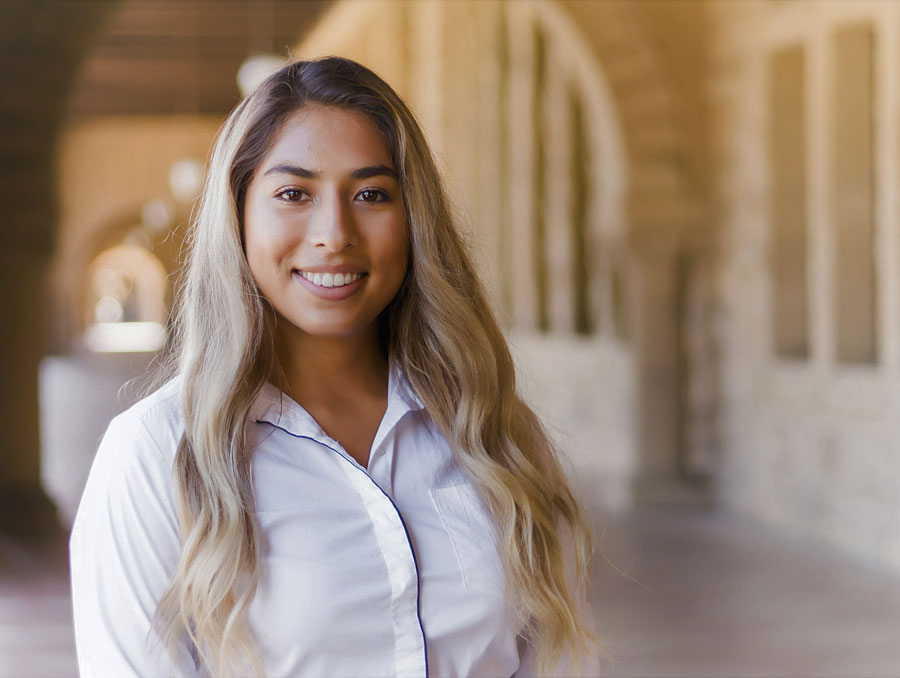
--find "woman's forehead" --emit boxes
[260,105,394,175]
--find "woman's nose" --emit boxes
[310,193,357,251]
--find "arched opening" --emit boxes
[82,243,168,353]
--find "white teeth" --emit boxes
[300,271,363,288]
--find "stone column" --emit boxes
[628,217,711,505]
[0,243,59,536]
[0,0,116,538]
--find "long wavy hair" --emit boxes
[152,56,599,677]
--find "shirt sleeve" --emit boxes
[69,411,201,678]
[514,521,602,677]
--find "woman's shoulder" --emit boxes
[73,377,186,542]
[102,375,185,465]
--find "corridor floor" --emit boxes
[590,507,900,677]
[3,506,900,677]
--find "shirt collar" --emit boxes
[250,355,425,439]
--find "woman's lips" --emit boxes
[292,270,367,300]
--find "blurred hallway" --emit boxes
[5,505,900,678]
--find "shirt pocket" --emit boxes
[429,483,505,594]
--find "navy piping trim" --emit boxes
[257,420,430,677]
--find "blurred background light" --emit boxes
[237,53,288,97]
[83,321,167,354]
[168,158,205,204]
[140,198,174,233]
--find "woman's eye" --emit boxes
[275,188,307,203]
[357,188,389,203]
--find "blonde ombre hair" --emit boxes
[152,57,600,676]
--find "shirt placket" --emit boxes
[297,429,428,678]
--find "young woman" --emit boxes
[70,57,601,677]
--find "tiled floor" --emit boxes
[3,507,900,677]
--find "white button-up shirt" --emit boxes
[70,360,599,677]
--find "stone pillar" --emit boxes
[0,0,116,538]
[0,244,60,536]
[628,219,711,505]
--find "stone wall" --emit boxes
[709,0,900,568]
[512,331,636,513]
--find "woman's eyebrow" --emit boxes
[351,165,398,180]
[263,164,317,179]
[262,164,397,180]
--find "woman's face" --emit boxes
[243,104,408,343]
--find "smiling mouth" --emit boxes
[294,270,367,288]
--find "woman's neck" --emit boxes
[273,321,389,411]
